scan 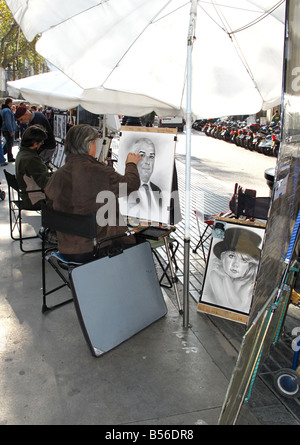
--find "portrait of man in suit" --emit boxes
[130,137,162,220]
[117,128,178,224]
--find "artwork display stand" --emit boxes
[198,217,266,324]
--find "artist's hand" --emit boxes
[126,152,141,165]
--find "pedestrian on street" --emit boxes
[15,105,56,162]
[271,110,280,124]
[0,110,8,166]
[1,98,17,163]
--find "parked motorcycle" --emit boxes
[272,133,280,157]
[236,127,248,147]
[192,119,207,131]
[260,134,273,155]
[244,129,255,150]
[202,118,280,157]
[220,125,232,142]
[256,124,280,156]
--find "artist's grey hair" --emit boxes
[64,124,99,156]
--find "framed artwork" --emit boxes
[51,141,66,168]
[117,126,177,225]
[198,217,266,324]
[53,111,67,140]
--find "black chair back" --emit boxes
[4,169,20,193]
[41,202,97,239]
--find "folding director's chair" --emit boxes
[41,202,98,313]
[4,169,42,253]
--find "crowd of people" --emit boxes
[0,98,54,166]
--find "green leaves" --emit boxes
[0,0,47,79]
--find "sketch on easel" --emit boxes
[117,127,178,225]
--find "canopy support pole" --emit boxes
[183,0,197,328]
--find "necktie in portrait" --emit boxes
[143,183,151,211]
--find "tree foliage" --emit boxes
[0,0,48,79]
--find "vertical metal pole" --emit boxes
[183,0,197,328]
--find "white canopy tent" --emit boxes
[7,70,181,117]
[6,0,285,118]
[5,0,287,325]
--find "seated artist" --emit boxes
[44,124,141,263]
[15,125,51,210]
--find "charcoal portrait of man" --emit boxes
[117,129,179,224]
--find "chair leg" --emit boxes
[152,238,182,314]
[158,240,179,285]
[9,203,42,253]
[8,202,20,241]
[152,249,173,288]
[5,173,42,253]
[42,294,73,313]
[42,246,73,313]
[169,242,179,271]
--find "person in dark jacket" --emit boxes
[0,111,8,166]
[15,105,56,162]
[45,124,141,263]
[1,98,17,162]
[15,125,51,210]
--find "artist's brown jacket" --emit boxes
[45,154,140,255]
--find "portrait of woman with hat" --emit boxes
[202,226,263,314]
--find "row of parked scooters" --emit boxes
[192,119,280,157]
